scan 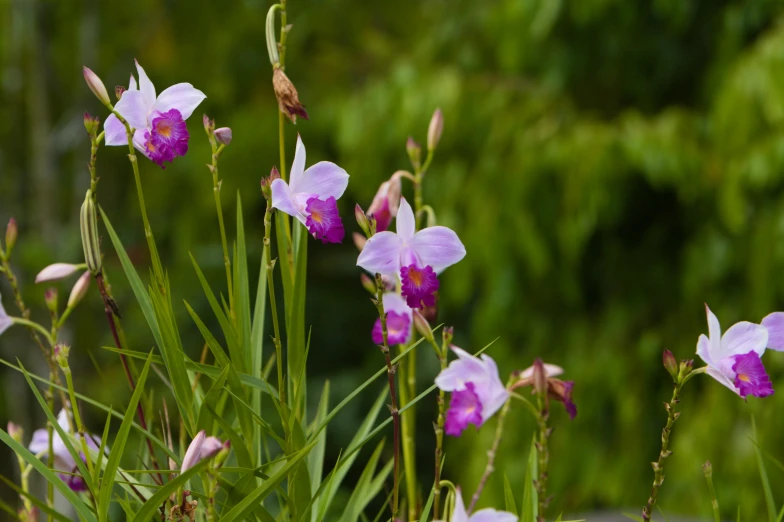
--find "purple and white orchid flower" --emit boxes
[448,487,517,522]
[372,293,414,346]
[0,294,11,337]
[357,197,465,309]
[28,410,105,492]
[105,60,206,168]
[696,305,773,398]
[435,347,509,437]
[271,135,350,244]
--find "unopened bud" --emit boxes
[352,232,366,252]
[202,114,215,134]
[115,85,126,101]
[54,343,70,369]
[214,127,233,145]
[679,359,694,380]
[355,204,371,237]
[532,358,548,397]
[360,274,376,294]
[663,349,678,380]
[427,108,444,151]
[214,440,232,467]
[80,191,102,275]
[413,310,434,343]
[5,218,17,256]
[68,271,91,309]
[181,430,206,473]
[442,326,454,347]
[703,460,713,478]
[261,167,280,198]
[406,137,421,170]
[82,67,110,106]
[7,422,23,442]
[83,113,100,137]
[44,288,58,314]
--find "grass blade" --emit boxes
[752,416,776,522]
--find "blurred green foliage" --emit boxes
[4,0,784,519]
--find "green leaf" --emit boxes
[0,475,71,522]
[98,352,153,522]
[752,416,777,522]
[419,480,436,522]
[130,460,210,522]
[309,380,330,522]
[340,440,391,522]
[196,365,231,434]
[504,473,518,514]
[0,428,96,522]
[250,213,268,466]
[234,194,252,373]
[287,221,308,419]
[521,436,538,522]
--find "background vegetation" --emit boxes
[3,0,784,519]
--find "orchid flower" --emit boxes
[366,173,402,232]
[512,359,577,419]
[28,410,105,492]
[357,197,465,309]
[105,60,206,168]
[448,487,517,522]
[181,430,225,473]
[696,305,773,398]
[0,294,11,337]
[271,136,350,244]
[434,347,509,436]
[372,293,414,346]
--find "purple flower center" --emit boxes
[400,264,439,309]
[372,311,411,346]
[444,383,484,437]
[60,457,88,492]
[730,351,774,398]
[305,197,345,244]
[144,109,189,168]
[371,198,392,232]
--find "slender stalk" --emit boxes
[11,317,54,343]
[374,274,400,520]
[274,0,294,253]
[535,397,550,522]
[264,202,287,410]
[398,344,417,519]
[208,138,233,310]
[413,150,434,230]
[15,452,32,513]
[642,380,683,521]
[62,367,95,480]
[703,461,720,522]
[468,397,512,513]
[432,337,447,520]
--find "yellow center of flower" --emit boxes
[157,122,172,138]
[738,373,751,382]
[409,269,423,287]
[310,210,322,223]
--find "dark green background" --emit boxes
[3,0,784,519]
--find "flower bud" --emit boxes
[5,218,17,256]
[213,440,232,467]
[532,358,548,398]
[679,359,694,380]
[352,232,366,252]
[273,68,309,124]
[703,460,713,478]
[663,349,678,380]
[82,67,110,106]
[355,204,371,237]
[80,191,102,275]
[406,137,421,170]
[35,263,80,284]
[44,288,58,314]
[181,430,206,473]
[360,274,376,294]
[261,167,280,199]
[413,310,434,343]
[83,113,100,137]
[68,271,91,309]
[201,436,224,460]
[202,114,215,134]
[115,85,126,101]
[54,343,70,369]
[442,326,454,347]
[7,422,23,442]
[427,108,444,151]
[214,127,233,145]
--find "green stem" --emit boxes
[62,367,96,481]
[398,343,417,519]
[414,150,434,230]
[432,338,447,520]
[11,317,53,344]
[209,139,233,312]
[468,396,512,513]
[535,396,550,522]
[264,202,287,412]
[46,372,54,522]
[704,461,720,522]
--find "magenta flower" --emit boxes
[0,294,11,337]
[450,487,517,522]
[271,136,350,244]
[356,198,465,309]
[366,173,402,232]
[28,410,105,492]
[105,60,205,168]
[371,293,413,346]
[435,347,509,436]
[696,305,773,398]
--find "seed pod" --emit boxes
[80,191,102,275]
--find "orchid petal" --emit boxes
[104,114,127,146]
[153,83,206,121]
[134,60,156,109]
[696,334,713,366]
[435,348,488,392]
[409,226,466,273]
[396,198,415,241]
[289,135,307,193]
[28,429,50,454]
[295,162,349,200]
[762,312,784,351]
[452,489,469,522]
[35,263,80,283]
[0,297,11,337]
[128,74,138,91]
[181,430,206,473]
[470,510,518,522]
[271,179,306,225]
[114,90,149,131]
[356,232,404,275]
[705,304,722,357]
[382,292,413,319]
[520,363,563,379]
[720,321,768,359]
[132,129,151,159]
[706,365,740,395]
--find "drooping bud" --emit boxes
[82,67,110,106]
[44,288,58,314]
[427,108,444,151]
[272,68,309,124]
[261,166,280,199]
[35,263,81,284]
[532,358,548,398]
[181,430,206,473]
[360,274,376,294]
[352,232,367,252]
[355,204,371,237]
[83,113,100,137]
[5,218,18,256]
[406,137,421,170]
[7,422,23,442]
[214,127,233,145]
[68,271,91,309]
[115,85,126,101]
[80,191,102,275]
[413,310,434,343]
[53,343,70,369]
[663,349,678,380]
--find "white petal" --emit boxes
[520,363,563,379]
[35,263,80,283]
[295,162,349,200]
[409,226,466,273]
[705,366,739,396]
[132,129,152,159]
[720,321,768,359]
[289,135,307,193]
[452,488,469,522]
[271,179,306,225]
[356,232,404,275]
[114,90,150,131]
[470,509,518,522]
[28,429,50,454]
[705,304,722,358]
[382,292,413,319]
[134,60,156,110]
[696,334,713,366]
[104,114,128,146]
[128,74,138,91]
[153,83,206,121]
[396,198,415,242]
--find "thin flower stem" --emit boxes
[642,380,683,521]
[398,343,417,520]
[413,150,434,230]
[11,317,54,344]
[46,376,54,522]
[208,137,234,312]
[375,274,400,520]
[264,202,287,411]
[703,461,721,522]
[468,396,512,513]
[275,0,294,253]
[15,452,32,512]
[62,367,96,480]
[535,396,551,522]
[432,337,447,520]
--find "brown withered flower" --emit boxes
[512,358,577,419]
[273,67,309,123]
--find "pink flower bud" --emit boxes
[406,137,421,170]
[35,263,81,284]
[202,114,214,134]
[5,218,17,255]
[44,288,58,313]
[442,327,454,347]
[360,274,376,294]
[181,430,206,473]
[427,108,444,151]
[201,436,223,460]
[68,271,91,308]
[413,310,434,343]
[83,67,110,106]
[7,422,23,442]
[214,127,232,145]
[54,343,70,369]
[84,113,100,136]
[115,85,126,101]
[663,349,678,380]
[355,204,371,237]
